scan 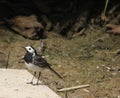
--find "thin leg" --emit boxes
[36,72,41,85]
[27,72,36,84]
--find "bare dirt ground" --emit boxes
[0,27,120,98]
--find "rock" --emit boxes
[6,15,47,40]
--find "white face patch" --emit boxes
[25,46,35,54]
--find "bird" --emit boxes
[23,46,63,85]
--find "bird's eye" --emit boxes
[29,48,31,50]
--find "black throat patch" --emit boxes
[24,52,33,64]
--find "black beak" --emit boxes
[22,46,26,51]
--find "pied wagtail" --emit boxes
[23,46,63,85]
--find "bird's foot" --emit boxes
[26,81,33,84]
[32,82,45,86]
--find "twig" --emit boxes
[38,40,46,54]
[57,84,90,92]
[72,28,86,38]
[108,3,120,14]
[6,51,10,68]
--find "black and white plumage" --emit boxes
[24,46,63,85]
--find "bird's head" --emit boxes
[24,46,36,54]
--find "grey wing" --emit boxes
[33,55,50,68]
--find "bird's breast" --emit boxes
[25,62,43,72]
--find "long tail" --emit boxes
[48,66,63,79]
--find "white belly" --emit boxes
[25,62,43,72]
